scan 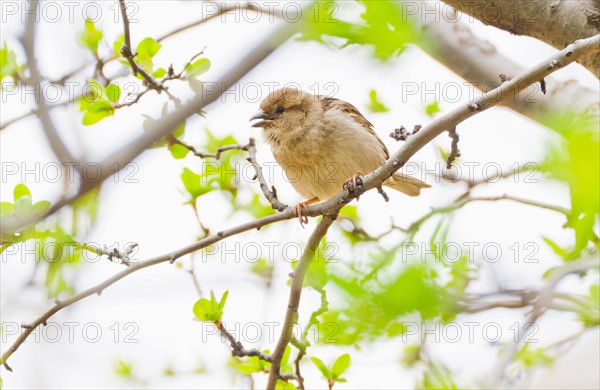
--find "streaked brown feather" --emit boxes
[319,96,390,159]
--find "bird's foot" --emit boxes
[343,172,364,200]
[293,197,318,228]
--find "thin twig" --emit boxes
[246,138,289,212]
[216,321,273,362]
[118,0,163,91]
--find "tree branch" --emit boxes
[21,0,79,168]
[0,206,300,371]
[444,0,600,76]
[1,22,299,235]
[117,0,163,91]
[488,255,600,387]
[413,1,599,124]
[2,33,598,375]
[266,214,338,389]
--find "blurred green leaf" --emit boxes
[169,143,190,160]
[113,34,125,57]
[135,37,161,73]
[541,110,599,258]
[114,359,133,378]
[136,37,161,58]
[13,183,31,202]
[300,1,420,60]
[78,19,103,53]
[331,353,350,377]
[186,58,211,78]
[276,380,296,390]
[311,356,332,379]
[153,67,166,78]
[515,344,554,367]
[82,100,114,125]
[366,89,389,113]
[1,41,23,84]
[425,101,440,117]
[181,168,209,202]
[106,83,121,103]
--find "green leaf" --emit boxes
[516,344,553,367]
[311,356,332,379]
[425,101,440,117]
[192,297,223,322]
[114,359,133,378]
[136,37,162,58]
[105,84,121,103]
[0,202,14,217]
[186,58,211,78]
[13,183,31,202]
[78,19,103,53]
[181,168,210,201]
[169,143,190,159]
[366,89,389,113]
[331,353,350,378]
[1,41,22,83]
[82,100,114,125]
[543,237,572,261]
[153,67,166,78]
[218,290,229,310]
[113,34,125,57]
[135,37,161,73]
[275,380,296,390]
[237,357,265,374]
[31,200,51,215]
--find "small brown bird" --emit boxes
[250,87,429,224]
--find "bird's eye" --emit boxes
[276,106,285,114]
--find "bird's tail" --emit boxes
[383,173,430,197]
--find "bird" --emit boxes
[250,87,430,225]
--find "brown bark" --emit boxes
[446,0,600,76]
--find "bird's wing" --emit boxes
[319,96,390,159]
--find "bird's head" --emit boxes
[250,88,319,140]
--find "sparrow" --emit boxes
[250,87,430,225]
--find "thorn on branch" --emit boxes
[3,362,13,372]
[499,74,510,83]
[446,127,461,169]
[546,59,560,70]
[467,102,481,111]
[540,79,547,95]
[377,185,390,202]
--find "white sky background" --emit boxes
[1,1,599,389]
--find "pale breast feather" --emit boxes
[319,96,390,159]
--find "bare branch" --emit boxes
[21,0,79,168]
[444,0,600,75]
[414,2,599,122]
[1,22,299,234]
[0,206,299,370]
[488,256,600,387]
[266,214,338,389]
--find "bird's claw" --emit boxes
[344,172,364,200]
[294,202,310,228]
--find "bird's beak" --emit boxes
[249,111,274,128]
